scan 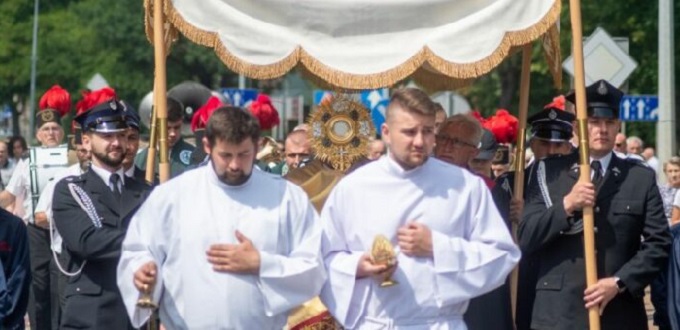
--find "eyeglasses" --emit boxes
[435,135,478,149]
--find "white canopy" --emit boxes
[146,0,561,90]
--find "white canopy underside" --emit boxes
[146,0,561,90]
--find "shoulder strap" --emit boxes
[53,182,105,277]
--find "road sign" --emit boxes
[313,90,333,105]
[563,27,638,88]
[360,89,389,133]
[619,95,658,122]
[221,88,258,107]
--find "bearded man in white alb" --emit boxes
[117,107,326,329]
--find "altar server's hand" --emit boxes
[583,277,618,314]
[356,253,397,279]
[207,230,261,275]
[134,261,157,293]
[509,199,524,224]
[563,181,595,216]
[397,222,433,258]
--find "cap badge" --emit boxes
[40,110,55,122]
[110,101,118,111]
[549,109,557,120]
[597,82,608,95]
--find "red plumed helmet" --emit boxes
[75,87,117,115]
[39,85,71,117]
[544,95,566,111]
[483,109,519,144]
[191,96,223,132]
[249,94,280,130]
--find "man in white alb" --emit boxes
[117,106,326,329]
[320,88,521,329]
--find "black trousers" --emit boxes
[27,224,61,330]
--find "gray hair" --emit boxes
[440,114,483,145]
[626,136,643,148]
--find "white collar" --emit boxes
[124,165,135,178]
[590,152,613,175]
[90,163,126,187]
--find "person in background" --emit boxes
[366,137,386,160]
[8,136,27,166]
[0,86,70,330]
[121,106,147,182]
[614,133,627,155]
[469,129,498,187]
[493,97,576,330]
[433,102,447,134]
[433,114,483,169]
[661,157,680,224]
[271,129,312,175]
[626,136,644,156]
[642,147,660,175]
[0,141,16,191]
[134,97,195,179]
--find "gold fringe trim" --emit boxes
[144,0,179,54]
[145,0,561,89]
[542,23,563,89]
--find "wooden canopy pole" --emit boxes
[152,0,170,184]
[568,0,600,328]
[145,94,159,184]
[510,42,532,326]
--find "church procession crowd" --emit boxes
[0,78,678,330]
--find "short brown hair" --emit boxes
[386,88,436,120]
[167,97,184,123]
[206,107,260,145]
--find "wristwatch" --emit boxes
[615,277,626,294]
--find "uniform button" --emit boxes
[76,288,80,292]
[627,205,630,210]
[595,206,600,213]
[543,282,548,286]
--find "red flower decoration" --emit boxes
[544,95,566,111]
[191,96,223,132]
[249,94,280,130]
[39,85,71,117]
[483,109,519,144]
[75,87,117,115]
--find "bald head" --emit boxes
[614,133,627,154]
[285,130,311,168]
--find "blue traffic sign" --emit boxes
[360,89,389,133]
[619,95,658,122]
[221,88,258,107]
[313,90,333,105]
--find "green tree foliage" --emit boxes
[0,0,236,126]
[463,0,677,148]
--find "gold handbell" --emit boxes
[137,283,158,309]
[371,235,398,287]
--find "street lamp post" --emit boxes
[28,0,40,142]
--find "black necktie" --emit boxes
[591,160,603,187]
[110,173,122,201]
